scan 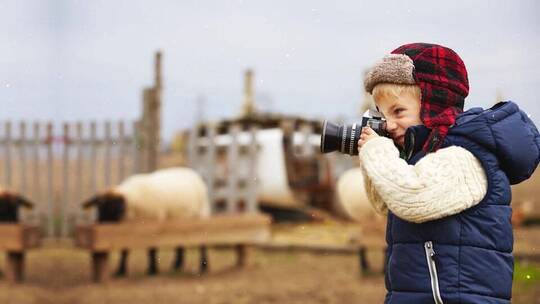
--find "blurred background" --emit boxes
[0,1,539,303]
[1,0,539,139]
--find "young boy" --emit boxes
[357,43,540,304]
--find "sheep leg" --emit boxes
[114,249,129,277]
[199,246,209,274]
[91,251,110,283]
[6,251,25,283]
[358,247,370,275]
[147,247,159,275]
[172,247,185,271]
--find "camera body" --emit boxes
[320,110,387,156]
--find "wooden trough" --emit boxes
[0,224,41,283]
[74,213,271,282]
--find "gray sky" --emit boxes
[1,0,539,140]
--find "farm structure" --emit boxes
[185,70,356,217]
[71,62,272,283]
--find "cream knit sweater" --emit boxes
[359,137,488,223]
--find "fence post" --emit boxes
[62,123,70,237]
[75,122,84,223]
[226,124,241,213]
[18,122,27,195]
[89,121,97,222]
[104,121,112,187]
[140,51,162,173]
[32,122,41,224]
[133,121,142,174]
[117,121,126,183]
[4,121,12,188]
[45,122,54,237]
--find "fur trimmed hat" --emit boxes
[364,43,469,152]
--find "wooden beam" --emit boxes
[74,214,271,251]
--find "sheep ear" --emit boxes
[82,195,103,209]
[15,195,34,209]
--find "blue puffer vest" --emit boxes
[384,102,540,304]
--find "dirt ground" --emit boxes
[0,244,386,304]
[0,223,539,304]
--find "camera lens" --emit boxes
[320,120,360,155]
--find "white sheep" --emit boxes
[82,167,211,276]
[335,167,384,223]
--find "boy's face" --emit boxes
[375,89,423,147]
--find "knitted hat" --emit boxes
[364,43,469,152]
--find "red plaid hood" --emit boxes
[391,43,469,152]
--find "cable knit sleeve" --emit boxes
[358,137,488,223]
[360,165,388,216]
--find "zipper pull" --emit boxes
[425,241,436,258]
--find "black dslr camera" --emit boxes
[320,110,387,156]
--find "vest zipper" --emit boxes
[424,241,444,304]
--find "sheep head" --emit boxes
[0,191,34,222]
[82,191,126,222]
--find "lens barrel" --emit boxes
[320,120,361,155]
[320,118,387,156]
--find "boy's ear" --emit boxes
[82,194,104,209]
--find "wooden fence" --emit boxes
[0,52,162,239]
[0,120,143,237]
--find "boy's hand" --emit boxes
[358,127,379,150]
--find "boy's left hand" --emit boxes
[358,127,379,150]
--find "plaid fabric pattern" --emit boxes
[391,43,469,152]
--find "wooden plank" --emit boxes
[88,122,97,223]
[32,122,41,222]
[132,121,141,174]
[62,123,70,237]
[117,121,125,183]
[45,122,54,237]
[75,122,84,223]
[74,214,271,251]
[258,243,363,255]
[104,121,112,186]
[0,225,42,251]
[18,121,27,195]
[89,121,97,192]
[4,121,12,187]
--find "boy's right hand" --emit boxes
[358,127,379,151]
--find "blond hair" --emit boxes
[372,83,421,103]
